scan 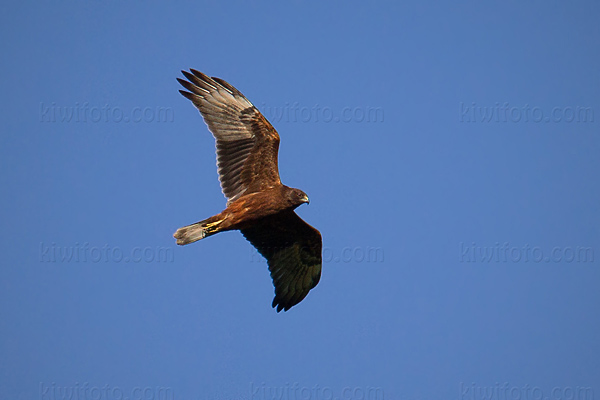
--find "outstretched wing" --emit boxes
[241,210,322,312]
[178,69,281,204]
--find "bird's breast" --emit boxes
[223,188,291,229]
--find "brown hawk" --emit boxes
[174,70,322,312]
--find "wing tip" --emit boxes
[181,70,196,82]
[272,296,301,313]
[178,89,197,102]
[272,298,287,313]
[190,68,208,79]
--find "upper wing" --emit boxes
[241,210,322,312]
[178,69,281,204]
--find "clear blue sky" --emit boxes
[1,1,599,400]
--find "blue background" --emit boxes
[1,1,599,400]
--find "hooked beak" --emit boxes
[301,195,310,204]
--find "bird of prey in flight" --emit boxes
[174,69,322,312]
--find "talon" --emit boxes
[205,220,223,229]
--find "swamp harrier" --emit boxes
[173,70,322,312]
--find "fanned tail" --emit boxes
[173,215,224,245]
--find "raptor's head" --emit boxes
[287,187,310,208]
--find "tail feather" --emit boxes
[173,215,223,245]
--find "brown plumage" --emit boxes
[173,69,322,312]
